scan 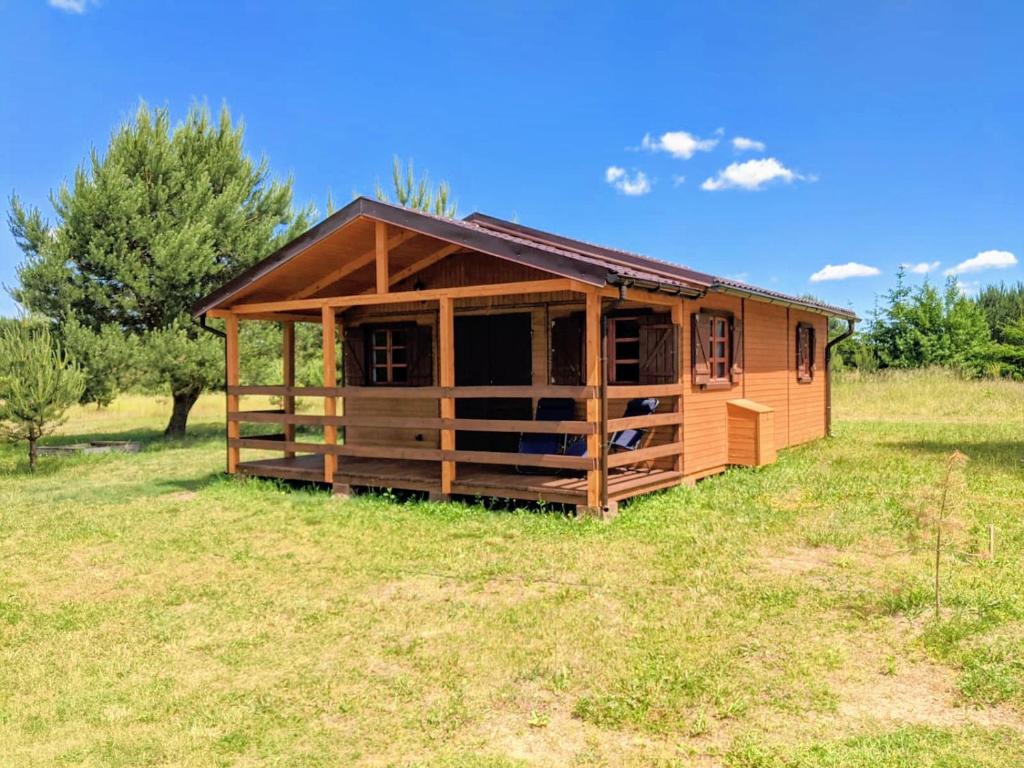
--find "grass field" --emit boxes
[1,369,1023,767]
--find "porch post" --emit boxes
[438,296,455,498]
[375,221,389,294]
[583,290,606,516]
[322,305,338,483]
[282,320,296,458]
[671,301,684,474]
[225,312,240,474]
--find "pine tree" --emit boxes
[8,103,312,435]
[0,322,85,471]
[375,156,457,217]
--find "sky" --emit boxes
[1,1,1022,319]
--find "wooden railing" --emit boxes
[227,384,682,476]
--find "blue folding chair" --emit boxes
[563,397,659,461]
[517,398,576,472]
[610,397,659,453]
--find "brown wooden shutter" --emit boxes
[408,324,434,386]
[809,325,817,375]
[692,313,711,386]
[730,315,744,384]
[343,326,365,386]
[550,312,584,385]
[639,314,677,384]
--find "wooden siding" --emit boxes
[681,292,744,476]
[788,309,828,445]
[742,299,790,449]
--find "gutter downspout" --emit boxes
[195,314,229,467]
[825,317,855,436]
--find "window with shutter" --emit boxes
[408,325,434,386]
[550,313,584,385]
[692,311,736,389]
[796,323,815,383]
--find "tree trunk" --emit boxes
[164,385,202,437]
[28,437,37,472]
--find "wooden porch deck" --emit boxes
[236,455,683,506]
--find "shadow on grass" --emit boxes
[891,438,1024,471]
[42,423,225,451]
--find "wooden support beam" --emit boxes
[439,296,455,497]
[225,313,240,474]
[231,278,577,315]
[288,227,418,300]
[322,306,338,483]
[584,290,603,512]
[282,321,296,458]
[595,285,684,308]
[387,243,461,289]
[375,220,389,294]
[671,301,685,473]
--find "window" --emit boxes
[796,323,816,383]
[370,327,409,384]
[709,315,730,383]
[608,317,641,384]
[692,311,742,388]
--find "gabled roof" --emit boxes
[192,196,857,320]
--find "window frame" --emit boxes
[607,316,642,385]
[366,325,411,386]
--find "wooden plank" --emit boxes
[447,385,595,399]
[585,290,602,508]
[607,441,684,468]
[447,450,594,471]
[606,412,683,432]
[207,309,318,322]
[439,296,455,494]
[607,383,683,399]
[225,313,240,474]
[229,411,593,434]
[322,306,337,482]
[282,321,296,457]
[289,228,418,300]
[231,278,579,314]
[231,438,443,461]
[375,220,389,294]
[227,384,594,399]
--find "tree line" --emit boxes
[830,271,1024,379]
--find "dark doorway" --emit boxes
[454,313,533,452]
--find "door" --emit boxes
[454,313,533,451]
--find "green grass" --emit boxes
[1,371,1022,766]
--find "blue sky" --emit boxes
[2,1,1022,318]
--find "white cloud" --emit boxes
[809,262,881,283]
[956,279,981,296]
[944,249,1018,276]
[701,157,811,191]
[641,131,718,159]
[732,136,766,152]
[48,0,92,12]
[604,166,651,196]
[672,175,686,187]
[901,261,941,274]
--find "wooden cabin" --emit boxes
[193,197,856,518]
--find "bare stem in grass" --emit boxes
[934,450,969,619]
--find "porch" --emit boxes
[236,455,683,506]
